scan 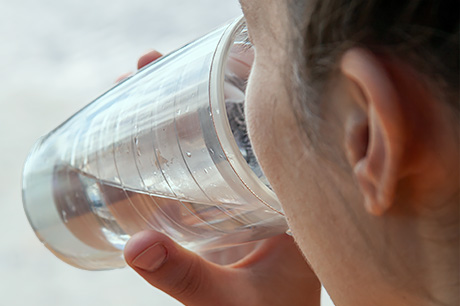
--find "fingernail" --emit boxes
[132,243,167,272]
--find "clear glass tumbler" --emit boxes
[22,16,288,271]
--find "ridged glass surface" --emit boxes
[22,17,287,270]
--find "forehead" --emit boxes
[238,0,291,47]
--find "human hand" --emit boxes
[115,50,163,83]
[125,230,320,306]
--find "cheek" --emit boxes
[245,64,279,171]
[245,63,323,232]
[245,62,306,198]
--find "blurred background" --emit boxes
[0,0,334,305]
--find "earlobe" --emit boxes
[341,48,405,216]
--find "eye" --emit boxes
[225,100,249,158]
[244,26,254,46]
[244,31,254,46]
[224,79,271,189]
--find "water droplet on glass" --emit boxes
[176,109,181,115]
[204,168,209,174]
[216,109,220,115]
[134,136,139,146]
[218,154,224,159]
[209,148,214,155]
[186,151,192,157]
[62,211,68,223]
[185,106,190,113]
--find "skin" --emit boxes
[124,1,459,305]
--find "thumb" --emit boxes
[124,230,253,306]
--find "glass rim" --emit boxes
[209,16,284,215]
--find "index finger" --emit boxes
[138,50,163,69]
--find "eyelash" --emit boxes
[241,25,254,46]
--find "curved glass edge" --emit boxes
[210,17,285,215]
[22,137,126,270]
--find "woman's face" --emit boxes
[241,0,459,304]
[240,0,388,302]
[242,0,350,251]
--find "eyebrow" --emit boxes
[238,0,250,13]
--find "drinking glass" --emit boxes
[22,16,287,271]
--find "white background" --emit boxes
[0,0,334,305]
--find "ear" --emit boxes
[340,48,405,216]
